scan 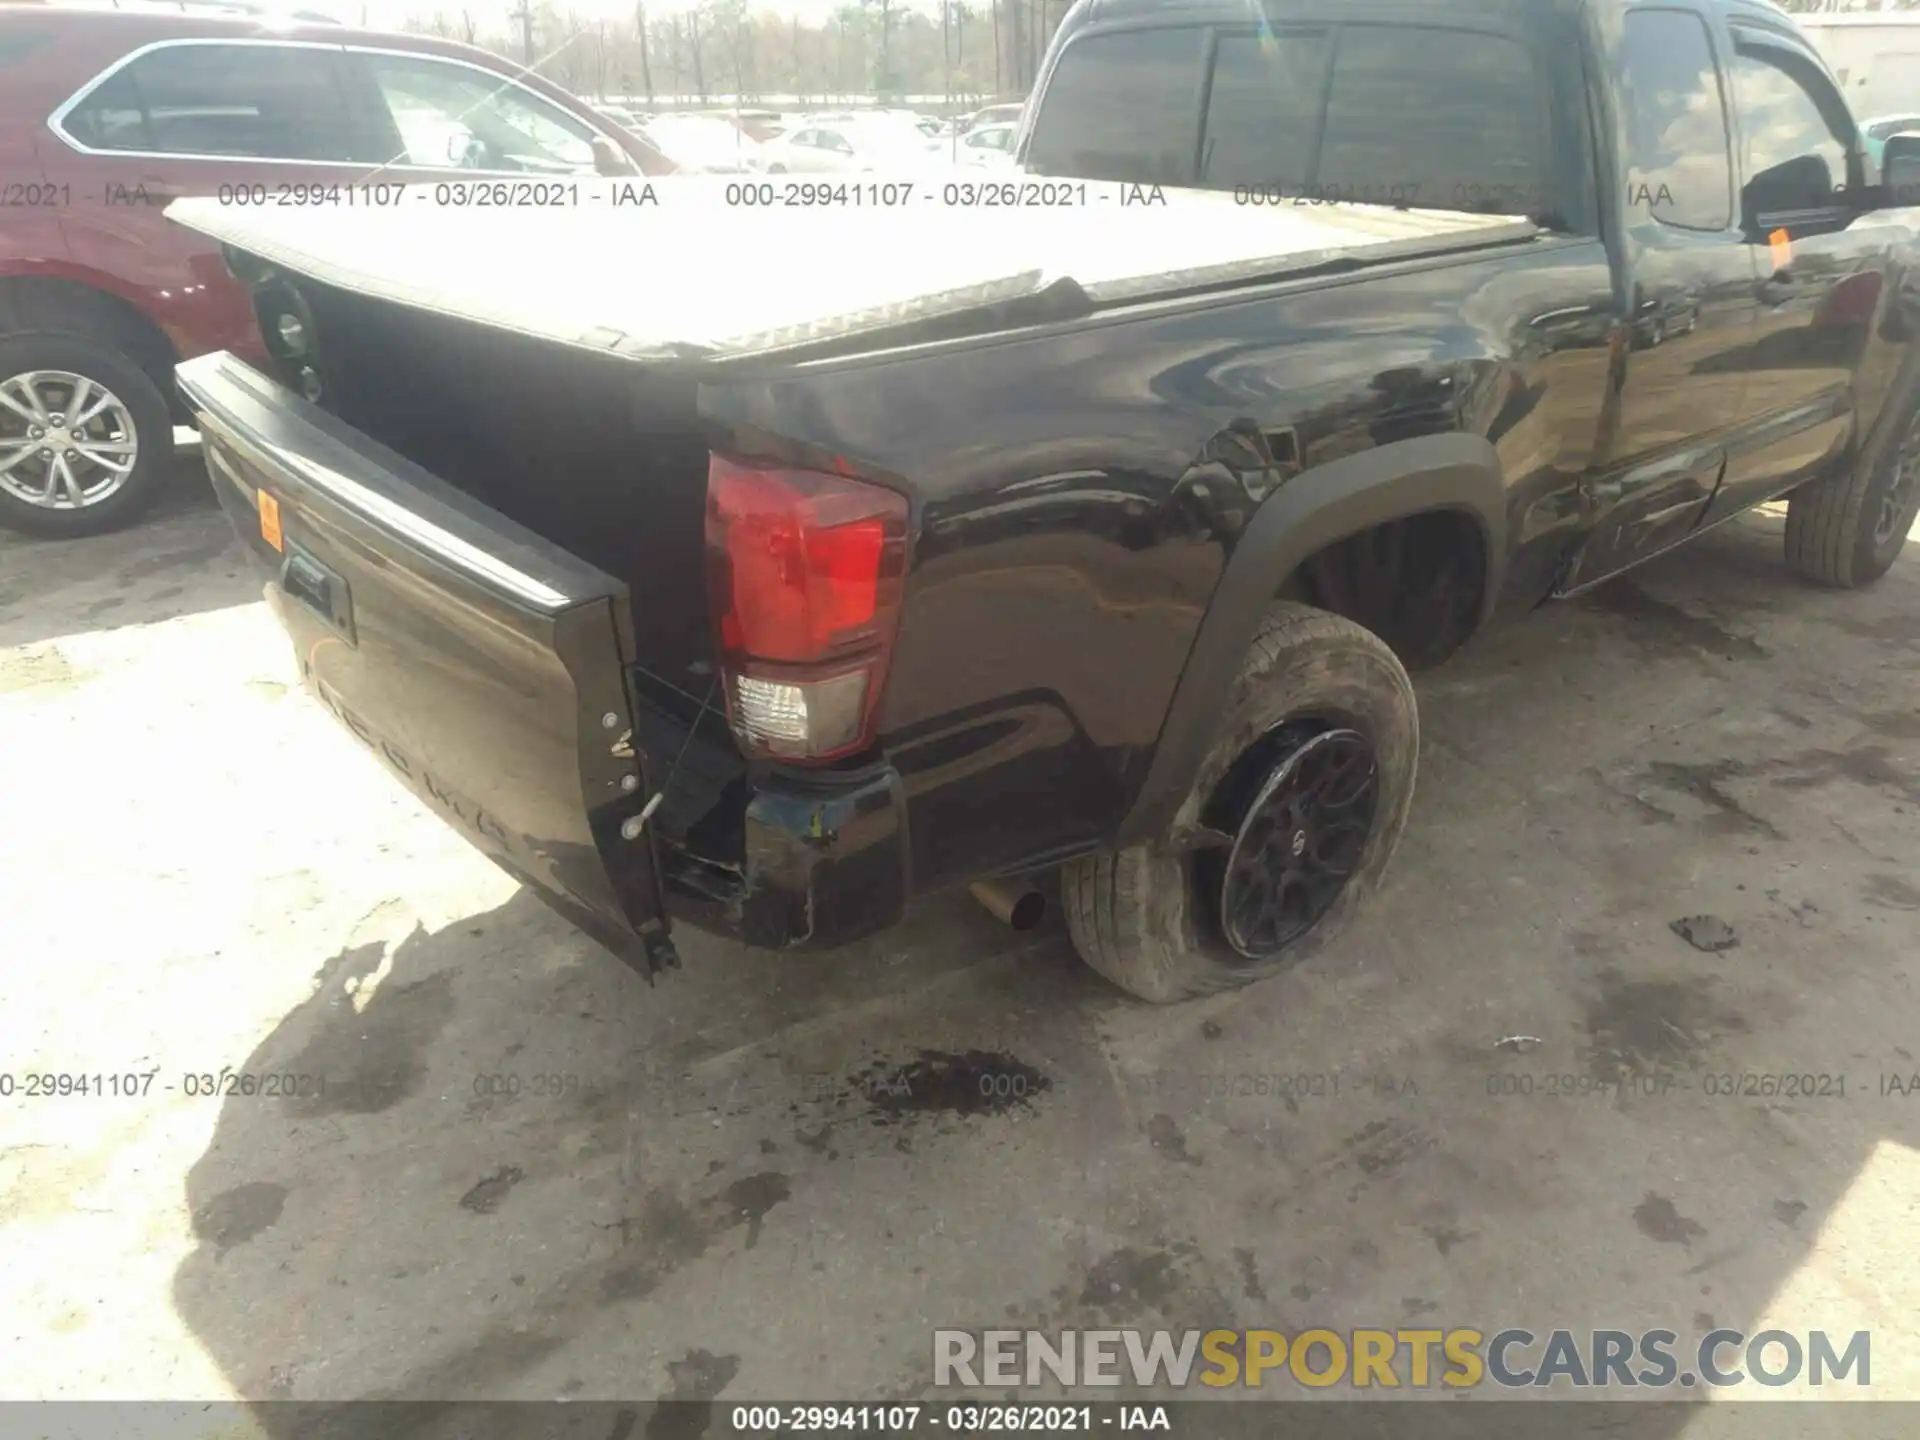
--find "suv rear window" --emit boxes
[1027,20,1552,217]
[60,42,368,162]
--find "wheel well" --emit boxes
[1278,508,1488,670]
[0,277,182,415]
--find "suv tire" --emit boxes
[1784,398,1920,588]
[0,329,176,539]
[1063,602,1419,1003]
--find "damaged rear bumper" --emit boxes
[659,761,912,952]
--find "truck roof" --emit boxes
[167,190,1535,365]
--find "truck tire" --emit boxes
[0,329,176,539]
[1783,400,1920,588]
[1063,602,1419,1003]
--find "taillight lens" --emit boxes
[705,454,909,762]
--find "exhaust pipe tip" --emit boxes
[970,878,1047,931]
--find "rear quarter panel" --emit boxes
[702,236,1618,889]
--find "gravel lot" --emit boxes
[3,457,1918,1417]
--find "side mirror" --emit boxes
[1742,152,1838,233]
[1884,133,1920,208]
[591,134,633,177]
[444,125,488,168]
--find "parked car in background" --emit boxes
[761,117,943,173]
[960,101,1025,134]
[0,0,671,537]
[639,113,765,173]
[954,119,1017,167]
[715,107,785,143]
[1863,114,1920,170]
[592,101,643,131]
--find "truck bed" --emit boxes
[166,187,1538,364]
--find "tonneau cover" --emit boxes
[167,180,1536,364]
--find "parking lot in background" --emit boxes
[3,458,1919,1407]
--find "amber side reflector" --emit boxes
[258,488,284,552]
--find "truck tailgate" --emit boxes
[175,350,675,972]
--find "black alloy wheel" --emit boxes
[1203,719,1380,962]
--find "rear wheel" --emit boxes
[1063,602,1419,1003]
[1783,396,1920,588]
[0,330,175,538]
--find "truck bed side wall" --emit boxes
[703,238,1619,891]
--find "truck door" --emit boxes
[1563,5,1762,591]
[1701,20,1905,529]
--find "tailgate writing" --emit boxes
[301,657,512,848]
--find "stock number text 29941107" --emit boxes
[723,181,920,208]
[216,182,407,208]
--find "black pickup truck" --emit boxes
[169,0,1920,1003]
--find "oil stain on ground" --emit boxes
[190,1180,287,1255]
[1079,1244,1197,1313]
[1586,581,1769,663]
[1581,968,1750,1082]
[646,1348,742,1440]
[1638,760,1785,840]
[1634,1193,1708,1247]
[836,1050,1053,1126]
[458,1165,524,1215]
[1633,744,1920,838]
[1147,1113,1202,1166]
[277,940,459,1118]
[598,1175,793,1305]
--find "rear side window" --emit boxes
[354,52,599,173]
[1200,30,1332,189]
[1316,27,1549,215]
[1618,9,1734,231]
[1024,27,1205,185]
[1028,20,1551,216]
[61,43,368,162]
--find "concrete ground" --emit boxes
[3,457,1918,1420]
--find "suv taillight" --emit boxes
[704,454,909,762]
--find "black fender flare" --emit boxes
[1116,431,1507,848]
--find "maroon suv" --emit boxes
[0,0,672,537]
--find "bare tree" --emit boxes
[686,3,708,100]
[990,0,1000,95]
[863,0,899,96]
[710,0,754,99]
[634,1,655,105]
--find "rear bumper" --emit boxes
[657,760,912,952]
[184,347,914,963]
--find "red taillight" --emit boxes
[705,454,908,761]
